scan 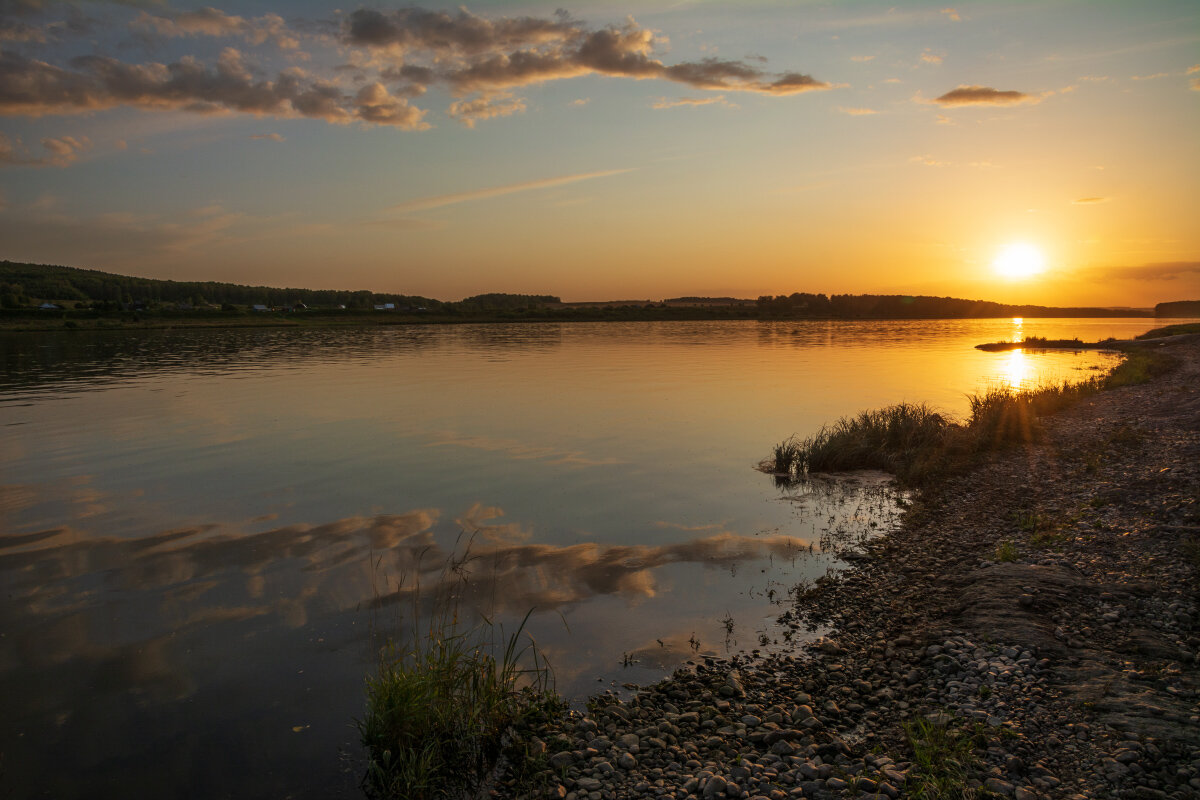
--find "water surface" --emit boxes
[0,317,1184,798]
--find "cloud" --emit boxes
[249,132,285,142]
[931,85,1041,106]
[836,106,878,115]
[0,49,427,128]
[1130,72,1168,81]
[935,113,952,124]
[0,131,89,166]
[1189,65,1200,75]
[652,94,734,109]
[130,7,300,51]
[850,55,874,62]
[1072,196,1109,204]
[0,7,834,131]
[569,97,590,107]
[447,91,526,127]
[344,9,833,105]
[390,168,633,213]
[941,8,962,22]
[0,18,46,42]
[909,154,949,167]
[1083,262,1200,281]
[920,49,944,65]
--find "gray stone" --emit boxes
[984,778,1015,795]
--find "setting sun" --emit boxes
[993,243,1047,280]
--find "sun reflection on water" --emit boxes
[1002,348,1035,389]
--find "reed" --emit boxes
[775,402,950,484]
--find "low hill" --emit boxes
[1155,300,1200,317]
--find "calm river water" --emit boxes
[0,317,1185,798]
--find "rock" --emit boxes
[984,778,1015,795]
[617,752,637,770]
[549,752,575,770]
[702,775,728,798]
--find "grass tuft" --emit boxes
[903,716,982,800]
[773,402,949,484]
[358,560,562,799]
[993,540,1019,563]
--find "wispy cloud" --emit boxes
[652,95,734,110]
[941,8,962,22]
[1072,196,1109,205]
[920,49,944,65]
[447,92,526,128]
[909,154,949,167]
[928,85,1042,106]
[0,132,90,167]
[850,55,875,63]
[1130,72,1169,81]
[837,106,878,115]
[390,169,634,213]
[250,133,285,143]
[1082,262,1200,281]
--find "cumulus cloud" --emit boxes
[1,5,832,131]
[837,105,878,115]
[652,94,733,109]
[1072,196,1109,204]
[0,131,89,166]
[0,49,427,128]
[343,8,832,105]
[390,168,633,213]
[931,85,1041,106]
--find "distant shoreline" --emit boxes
[0,308,1179,334]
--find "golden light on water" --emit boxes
[993,243,1046,280]
[1002,348,1035,389]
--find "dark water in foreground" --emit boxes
[0,317,1185,798]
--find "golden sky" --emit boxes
[0,0,1197,306]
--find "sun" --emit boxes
[993,243,1046,280]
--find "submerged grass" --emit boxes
[766,346,1177,488]
[358,551,563,799]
